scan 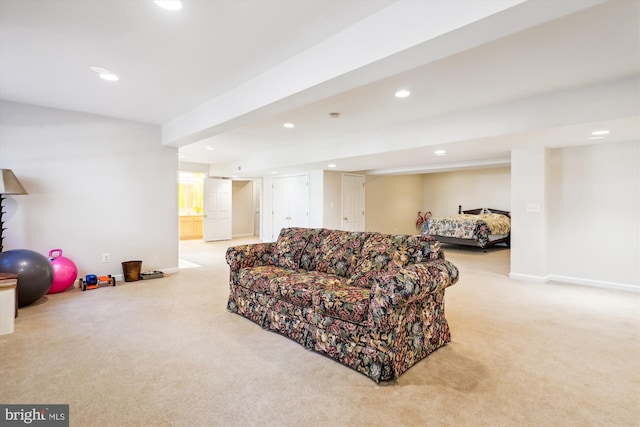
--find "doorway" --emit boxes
[231,180,256,237]
[177,172,262,267]
[178,171,205,240]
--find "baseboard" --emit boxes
[509,272,639,293]
[74,267,180,288]
[508,272,550,283]
[548,275,639,293]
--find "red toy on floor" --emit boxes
[79,274,115,291]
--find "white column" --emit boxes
[510,147,549,282]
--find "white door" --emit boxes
[272,174,309,240]
[204,178,232,241]
[342,174,365,231]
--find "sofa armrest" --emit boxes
[368,259,459,329]
[225,242,275,272]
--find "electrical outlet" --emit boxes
[102,253,110,263]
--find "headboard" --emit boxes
[457,205,510,217]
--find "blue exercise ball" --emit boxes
[0,249,54,307]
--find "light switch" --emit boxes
[526,203,541,212]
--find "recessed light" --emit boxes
[90,66,119,81]
[591,129,610,136]
[327,164,337,168]
[89,66,110,74]
[395,89,411,98]
[283,123,295,128]
[271,171,279,174]
[204,146,214,151]
[434,150,446,156]
[588,136,605,140]
[154,1,183,11]
[99,73,119,82]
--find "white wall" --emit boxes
[422,167,511,216]
[253,179,261,236]
[322,171,342,230]
[547,141,639,288]
[0,101,179,279]
[179,161,209,173]
[309,170,324,228]
[261,175,273,241]
[510,147,549,280]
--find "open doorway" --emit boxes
[177,170,262,268]
[178,171,205,240]
[231,180,257,237]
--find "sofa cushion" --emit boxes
[311,230,366,278]
[313,285,371,326]
[270,271,347,308]
[299,228,333,271]
[348,233,441,288]
[271,227,316,269]
[347,233,409,288]
[238,265,298,294]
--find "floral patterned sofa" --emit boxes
[226,227,459,382]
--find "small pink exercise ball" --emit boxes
[47,249,78,294]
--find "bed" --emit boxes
[422,206,511,249]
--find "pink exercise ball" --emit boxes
[47,248,78,294]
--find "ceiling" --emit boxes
[1,0,638,177]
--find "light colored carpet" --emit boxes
[0,238,638,427]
